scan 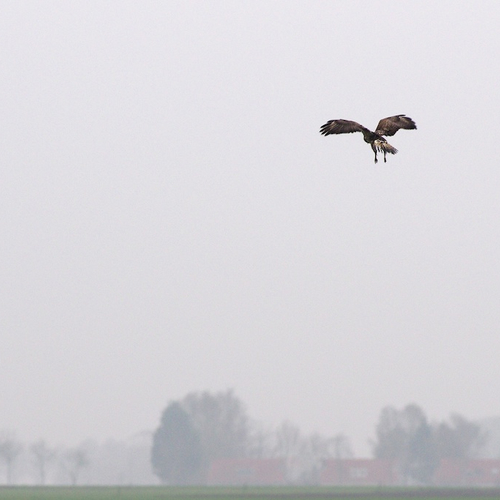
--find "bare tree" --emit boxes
[330,433,353,460]
[295,432,353,485]
[0,432,23,484]
[299,433,329,484]
[274,420,302,460]
[329,433,354,485]
[181,389,250,469]
[247,421,275,459]
[273,421,303,483]
[31,440,57,485]
[62,447,89,485]
[272,423,353,485]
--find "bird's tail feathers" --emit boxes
[374,140,398,155]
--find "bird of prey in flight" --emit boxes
[320,115,417,163]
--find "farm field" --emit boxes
[1,487,500,500]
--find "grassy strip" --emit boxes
[1,486,500,500]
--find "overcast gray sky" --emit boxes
[1,1,500,457]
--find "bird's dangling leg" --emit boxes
[383,150,387,163]
[371,143,378,164]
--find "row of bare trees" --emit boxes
[0,432,89,485]
[264,420,353,483]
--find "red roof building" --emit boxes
[434,459,500,487]
[207,458,500,487]
[320,459,399,486]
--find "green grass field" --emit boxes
[1,486,500,500]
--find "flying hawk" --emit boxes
[319,115,417,163]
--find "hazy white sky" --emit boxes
[1,1,500,457]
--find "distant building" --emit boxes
[434,459,500,487]
[207,457,500,487]
[206,458,286,485]
[320,459,398,486]
[321,458,500,487]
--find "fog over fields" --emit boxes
[1,0,500,462]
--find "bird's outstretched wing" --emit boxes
[320,119,369,136]
[375,115,417,137]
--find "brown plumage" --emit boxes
[320,114,417,163]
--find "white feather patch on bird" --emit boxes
[374,139,398,155]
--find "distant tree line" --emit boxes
[0,397,490,486]
[152,393,490,486]
[0,431,89,485]
[151,389,352,484]
[372,403,487,484]
[0,431,156,485]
